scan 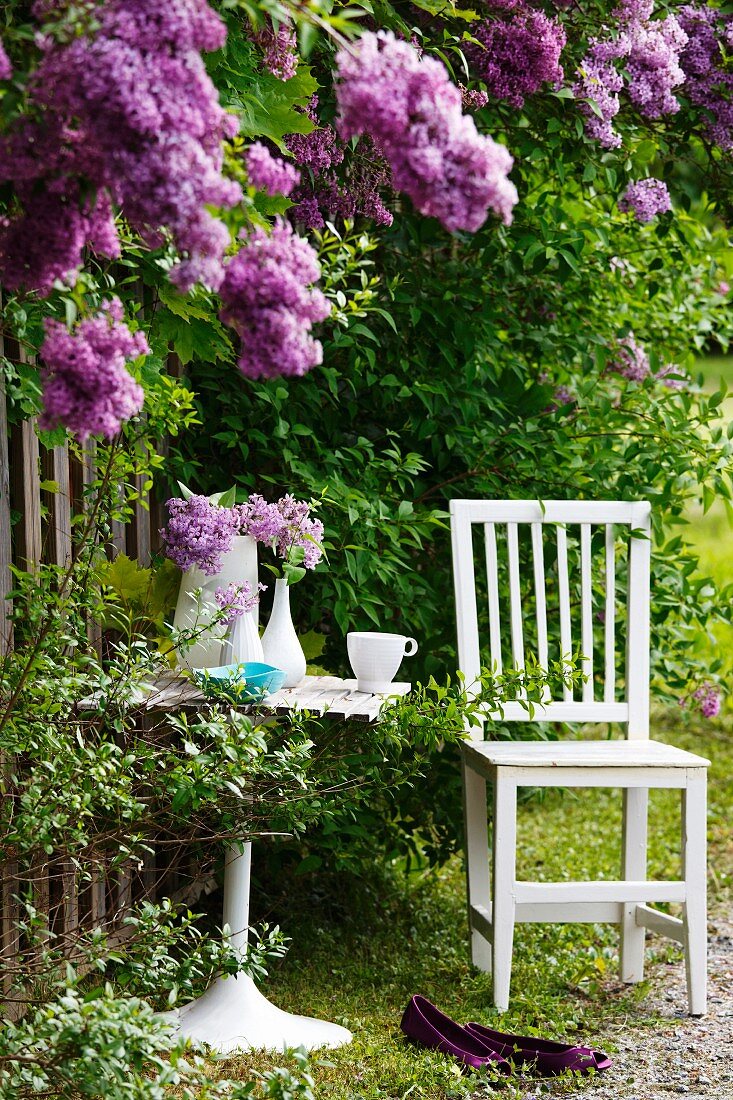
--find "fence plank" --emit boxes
[43,444,73,570]
[0,378,13,655]
[10,418,41,572]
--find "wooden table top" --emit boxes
[125,672,411,724]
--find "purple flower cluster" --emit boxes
[655,363,686,390]
[39,298,146,441]
[618,177,671,222]
[0,39,11,80]
[246,143,300,197]
[252,18,298,81]
[459,86,490,111]
[215,580,267,625]
[679,6,733,152]
[335,31,518,233]
[574,0,687,148]
[286,100,393,229]
[239,493,324,570]
[467,1,566,110]
[609,334,650,381]
[219,218,330,380]
[160,495,241,576]
[693,682,722,718]
[0,0,240,295]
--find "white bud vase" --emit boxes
[173,535,258,670]
[261,579,306,688]
[226,610,264,665]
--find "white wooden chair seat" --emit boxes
[451,499,709,1016]
[463,738,709,772]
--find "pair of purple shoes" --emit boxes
[400,996,612,1077]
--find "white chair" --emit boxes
[450,499,709,1015]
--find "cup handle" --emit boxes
[404,637,418,656]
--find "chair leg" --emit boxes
[462,758,492,971]
[491,771,517,1012]
[682,769,707,1016]
[620,786,648,983]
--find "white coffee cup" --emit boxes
[347,631,418,694]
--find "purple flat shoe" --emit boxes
[400,996,510,1073]
[465,1021,612,1076]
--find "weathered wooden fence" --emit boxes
[0,336,215,1014]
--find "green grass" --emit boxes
[205,710,732,1100]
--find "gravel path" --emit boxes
[476,912,733,1100]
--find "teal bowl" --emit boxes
[192,661,287,703]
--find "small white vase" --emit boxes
[226,610,264,665]
[261,578,306,688]
[173,535,258,670]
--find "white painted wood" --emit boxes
[635,904,684,944]
[515,880,685,905]
[462,759,492,970]
[515,901,622,923]
[450,501,481,689]
[484,523,503,675]
[491,775,517,1011]
[497,765,690,790]
[487,701,628,722]
[469,903,493,942]
[580,524,594,702]
[451,500,651,525]
[462,739,710,770]
[626,507,651,738]
[682,769,707,1015]
[620,787,648,982]
[556,525,573,701]
[530,523,549,698]
[604,524,616,702]
[506,523,524,673]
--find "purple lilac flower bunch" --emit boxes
[618,178,672,222]
[0,0,240,295]
[680,682,722,719]
[609,334,651,381]
[252,18,298,80]
[335,31,518,233]
[39,298,147,441]
[655,363,686,390]
[286,100,393,229]
[0,40,11,80]
[679,6,733,152]
[219,218,331,380]
[246,143,300,197]
[238,493,324,581]
[467,1,566,110]
[574,0,687,148]
[160,495,242,576]
[215,580,267,625]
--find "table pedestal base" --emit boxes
[171,973,352,1054]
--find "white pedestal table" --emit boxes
[140,673,410,1055]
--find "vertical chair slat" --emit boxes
[580,523,594,702]
[484,523,503,675]
[531,524,549,698]
[604,524,616,702]
[506,523,524,672]
[556,525,573,701]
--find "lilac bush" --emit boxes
[214,581,267,624]
[160,495,241,575]
[618,177,672,222]
[219,218,331,380]
[0,0,240,295]
[39,299,147,441]
[608,333,651,381]
[335,31,518,232]
[467,0,566,109]
[679,5,733,152]
[246,142,300,197]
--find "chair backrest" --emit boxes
[450,499,651,739]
